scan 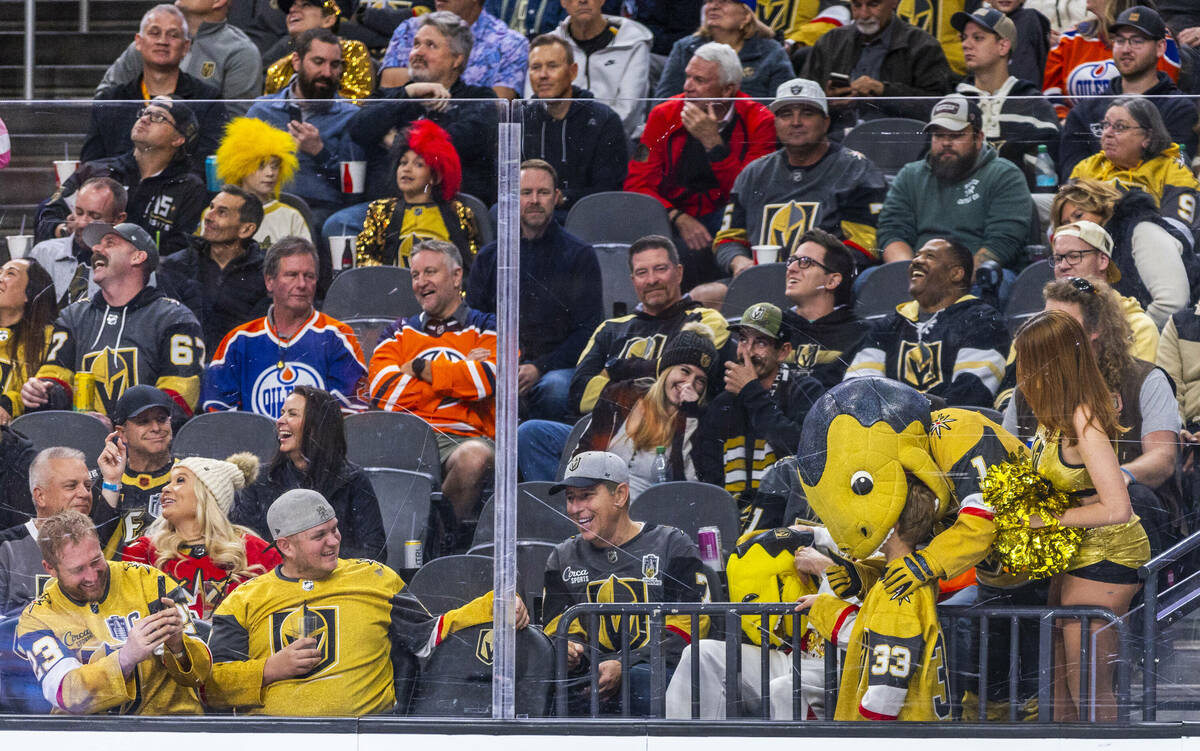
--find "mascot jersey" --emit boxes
[806,584,950,721]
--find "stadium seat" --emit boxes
[0,615,50,713]
[364,467,434,573]
[630,481,741,558]
[278,191,316,240]
[471,482,577,549]
[407,623,555,717]
[347,318,387,364]
[404,554,493,614]
[564,191,672,244]
[842,118,927,177]
[322,265,421,323]
[721,262,790,319]
[555,414,593,481]
[465,541,557,624]
[458,192,496,247]
[853,260,912,320]
[1003,259,1052,327]
[10,411,111,468]
[173,411,279,465]
[344,411,442,488]
[594,243,637,318]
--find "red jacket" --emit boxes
[625,92,776,218]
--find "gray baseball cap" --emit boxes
[550,451,629,495]
[267,488,337,540]
[80,222,160,271]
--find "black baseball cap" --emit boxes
[111,385,175,425]
[1108,5,1166,39]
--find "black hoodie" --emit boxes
[522,85,629,213]
[781,305,870,389]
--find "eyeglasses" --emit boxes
[1051,249,1098,267]
[1111,34,1152,48]
[1067,276,1096,294]
[136,107,177,128]
[1089,120,1145,137]
[786,254,834,272]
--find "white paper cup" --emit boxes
[54,160,79,186]
[7,235,34,259]
[328,235,356,271]
[339,161,366,194]
[752,244,781,265]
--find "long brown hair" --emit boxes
[1014,309,1123,441]
[1041,278,1133,393]
[9,259,56,385]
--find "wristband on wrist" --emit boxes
[1120,467,1136,485]
[102,480,120,493]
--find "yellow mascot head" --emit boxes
[797,379,952,560]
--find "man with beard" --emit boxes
[877,94,1032,276]
[801,0,954,130]
[844,237,1009,408]
[247,28,362,236]
[1059,6,1198,180]
[14,510,210,714]
[466,160,601,423]
[694,303,824,531]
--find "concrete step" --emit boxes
[2,104,100,134]
[0,0,156,32]
[0,30,133,65]
[0,64,107,98]
[0,166,57,205]
[9,133,89,162]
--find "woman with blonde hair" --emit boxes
[214,117,312,249]
[654,0,792,99]
[123,453,280,620]
[1051,178,1193,328]
[1014,308,1150,721]
[578,324,719,499]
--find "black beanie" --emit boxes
[658,328,718,377]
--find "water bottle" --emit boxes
[1034,145,1057,192]
[652,446,669,484]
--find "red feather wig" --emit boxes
[401,119,462,202]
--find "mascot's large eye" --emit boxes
[850,471,874,496]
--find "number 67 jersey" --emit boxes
[15,561,210,715]
[35,286,205,416]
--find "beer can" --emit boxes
[697,526,723,570]
[403,539,424,569]
[73,373,95,412]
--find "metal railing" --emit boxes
[1138,526,1200,721]
[20,0,90,99]
[552,601,1130,723]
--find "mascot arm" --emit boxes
[920,509,996,581]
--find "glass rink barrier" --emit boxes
[0,89,1199,747]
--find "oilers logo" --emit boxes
[252,362,325,418]
[1066,61,1117,103]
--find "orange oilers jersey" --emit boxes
[367,305,497,438]
[1044,26,1181,118]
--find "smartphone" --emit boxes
[286,103,304,123]
[148,576,167,614]
[829,72,850,87]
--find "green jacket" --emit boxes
[877,144,1033,269]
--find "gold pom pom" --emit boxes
[982,453,1083,579]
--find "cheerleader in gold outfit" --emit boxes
[1014,309,1150,722]
[354,119,479,271]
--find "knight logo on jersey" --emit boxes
[756,0,803,32]
[761,202,820,250]
[1066,61,1118,103]
[251,361,325,419]
[81,346,140,413]
[899,340,944,391]
[271,605,339,677]
[475,628,494,665]
[792,343,819,371]
[587,575,650,649]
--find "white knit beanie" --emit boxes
[175,452,259,516]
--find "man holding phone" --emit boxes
[14,510,210,715]
[800,0,953,128]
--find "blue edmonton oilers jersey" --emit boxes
[202,310,367,418]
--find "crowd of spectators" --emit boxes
[3,0,1200,722]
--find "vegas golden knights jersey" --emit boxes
[207,558,496,716]
[92,459,176,560]
[897,0,967,75]
[807,583,950,721]
[14,561,209,715]
[0,324,53,419]
[542,523,711,667]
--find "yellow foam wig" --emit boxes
[215,117,299,197]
